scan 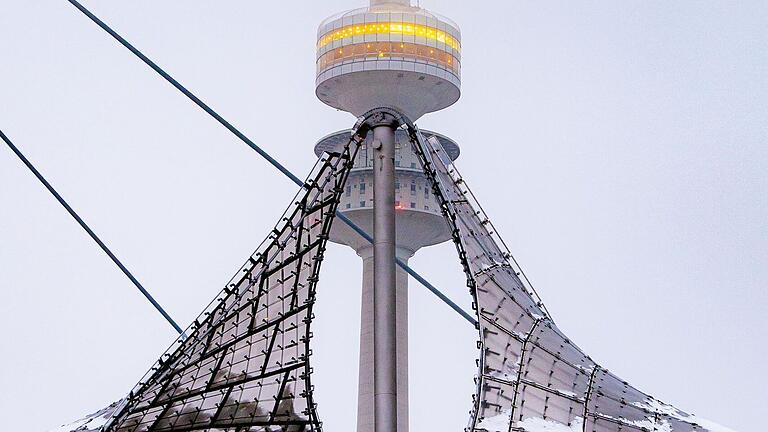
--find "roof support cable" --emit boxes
[66,0,475,325]
[0,129,185,336]
[65,0,300,186]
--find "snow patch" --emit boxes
[488,370,517,382]
[487,357,521,383]
[515,417,583,432]
[84,412,111,431]
[635,398,687,419]
[49,417,92,432]
[624,418,673,432]
[634,398,738,432]
[477,409,512,432]
[49,401,120,432]
[687,416,739,432]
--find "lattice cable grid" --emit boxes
[407,126,714,432]
[102,132,363,432]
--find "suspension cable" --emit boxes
[66,0,476,325]
[1,129,185,335]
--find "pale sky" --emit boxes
[0,1,766,431]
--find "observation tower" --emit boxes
[40,2,739,432]
[315,1,462,432]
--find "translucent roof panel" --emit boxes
[101,137,360,432]
[409,127,731,432]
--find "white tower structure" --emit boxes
[315,1,462,432]
[314,131,460,432]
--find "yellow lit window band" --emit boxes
[317,42,460,76]
[318,22,460,52]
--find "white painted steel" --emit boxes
[372,126,398,432]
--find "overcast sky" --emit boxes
[1,1,766,431]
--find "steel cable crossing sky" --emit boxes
[0,129,185,335]
[64,0,476,327]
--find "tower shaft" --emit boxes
[357,247,412,432]
[372,124,399,432]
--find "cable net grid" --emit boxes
[409,129,712,432]
[103,137,361,432]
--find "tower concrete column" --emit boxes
[356,245,414,432]
[372,121,398,432]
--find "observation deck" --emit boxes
[315,4,462,120]
[314,129,459,252]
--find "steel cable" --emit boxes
[1,129,185,335]
[63,0,476,325]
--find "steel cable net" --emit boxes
[408,128,718,432]
[102,137,360,432]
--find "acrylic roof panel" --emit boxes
[409,128,730,432]
[99,138,359,432]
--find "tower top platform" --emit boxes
[315,2,461,120]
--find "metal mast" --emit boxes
[371,112,400,432]
[368,8,411,430]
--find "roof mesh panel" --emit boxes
[409,127,715,432]
[103,136,360,432]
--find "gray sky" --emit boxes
[0,1,765,431]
